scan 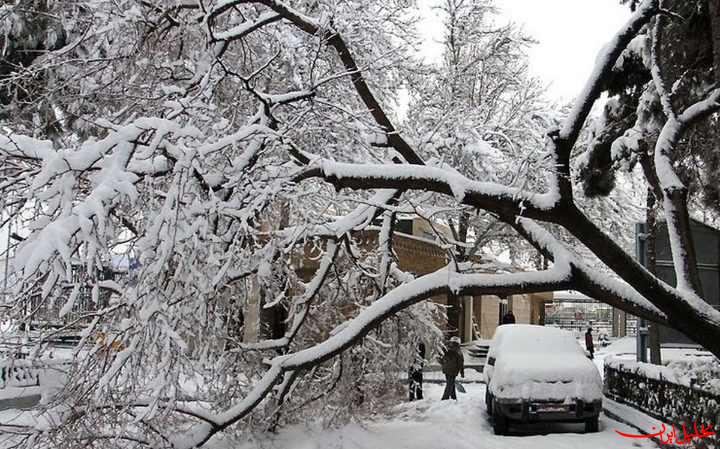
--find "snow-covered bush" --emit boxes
[605,356,720,449]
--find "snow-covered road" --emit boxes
[230,383,659,449]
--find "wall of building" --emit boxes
[511,295,531,324]
[473,293,552,341]
[478,295,500,339]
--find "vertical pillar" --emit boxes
[612,308,627,337]
[463,296,473,342]
[243,277,260,343]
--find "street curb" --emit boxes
[0,394,42,412]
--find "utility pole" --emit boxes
[646,191,662,365]
[635,223,649,363]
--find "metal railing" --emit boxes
[605,363,720,449]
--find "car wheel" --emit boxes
[493,404,508,435]
[585,416,599,433]
[485,390,493,416]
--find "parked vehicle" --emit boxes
[483,324,602,435]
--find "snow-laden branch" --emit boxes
[210,11,282,42]
[206,0,425,166]
[560,0,658,145]
[294,142,720,355]
[3,113,284,288]
[560,205,720,332]
[650,15,677,120]
[172,263,574,448]
[654,88,720,294]
[294,157,699,326]
[296,160,560,218]
[275,189,400,241]
[510,218,666,322]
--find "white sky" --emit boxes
[417,0,631,102]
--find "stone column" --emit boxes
[463,297,474,342]
[612,308,627,337]
[243,277,261,343]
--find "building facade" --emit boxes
[243,217,553,343]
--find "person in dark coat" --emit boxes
[440,336,464,400]
[501,311,516,325]
[585,327,595,359]
[408,342,426,401]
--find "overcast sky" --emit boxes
[417,0,631,102]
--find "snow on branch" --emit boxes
[560,0,658,145]
[210,11,282,42]
[5,116,275,291]
[297,159,560,217]
[206,0,425,166]
[677,88,720,125]
[653,88,720,295]
[376,211,395,295]
[277,189,400,240]
[511,218,666,322]
[650,15,677,120]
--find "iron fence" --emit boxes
[605,362,720,449]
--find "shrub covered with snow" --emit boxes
[665,357,720,396]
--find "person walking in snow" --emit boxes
[585,327,595,359]
[408,342,426,401]
[501,310,516,325]
[440,336,464,400]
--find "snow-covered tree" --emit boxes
[403,0,551,332]
[2,0,720,447]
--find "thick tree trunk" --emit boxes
[565,207,720,359]
[446,212,470,339]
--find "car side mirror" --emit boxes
[487,356,495,366]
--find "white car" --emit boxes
[483,324,602,435]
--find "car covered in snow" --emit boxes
[483,324,602,435]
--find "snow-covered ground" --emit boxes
[220,383,658,449]
[6,336,709,448]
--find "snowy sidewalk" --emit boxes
[225,383,659,449]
